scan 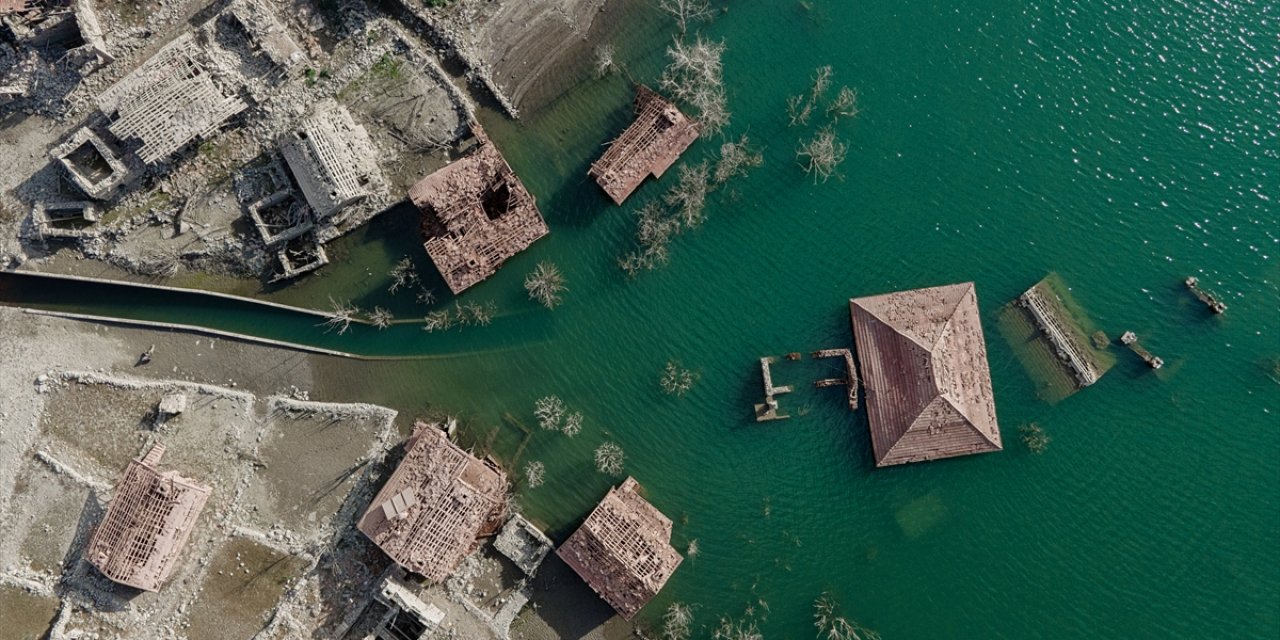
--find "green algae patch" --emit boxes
[895,493,948,539]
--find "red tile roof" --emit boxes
[850,282,1002,467]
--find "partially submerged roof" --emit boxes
[409,127,548,294]
[279,100,381,219]
[849,282,1002,467]
[85,443,211,592]
[556,477,682,620]
[96,34,248,164]
[357,422,508,582]
[589,85,699,205]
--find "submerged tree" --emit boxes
[423,309,454,332]
[458,300,497,326]
[368,306,394,330]
[661,35,729,135]
[787,93,813,127]
[524,460,546,488]
[797,126,848,183]
[827,86,859,119]
[388,257,418,294]
[663,602,695,640]
[664,161,711,228]
[594,441,625,476]
[661,360,698,396]
[814,593,880,640]
[322,297,360,335]
[525,261,567,309]
[712,617,763,640]
[534,396,566,430]
[594,43,617,77]
[562,411,583,437]
[713,135,765,184]
[659,0,713,33]
[1019,422,1051,454]
[809,65,833,105]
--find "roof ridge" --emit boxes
[852,298,936,352]
[876,395,953,463]
[938,394,1001,448]
[926,282,973,351]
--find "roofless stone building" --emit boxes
[557,477,682,620]
[409,127,548,294]
[279,100,382,221]
[849,282,1002,467]
[95,33,248,165]
[85,443,211,592]
[357,422,508,582]
[589,85,699,205]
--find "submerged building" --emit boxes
[557,477,682,620]
[409,127,548,294]
[85,443,211,592]
[588,85,699,205]
[357,422,508,583]
[849,282,1002,467]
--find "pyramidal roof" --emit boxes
[849,282,1002,467]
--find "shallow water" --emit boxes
[5,0,1278,637]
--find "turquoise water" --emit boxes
[5,0,1279,637]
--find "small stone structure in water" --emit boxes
[493,514,552,576]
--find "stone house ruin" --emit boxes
[50,126,130,200]
[0,0,111,65]
[96,33,249,165]
[221,0,304,73]
[250,100,381,281]
[357,421,508,583]
[84,443,212,592]
[849,282,1003,467]
[557,477,682,620]
[279,100,382,221]
[589,85,699,206]
[493,514,553,576]
[50,33,247,200]
[410,126,548,294]
[368,570,446,640]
